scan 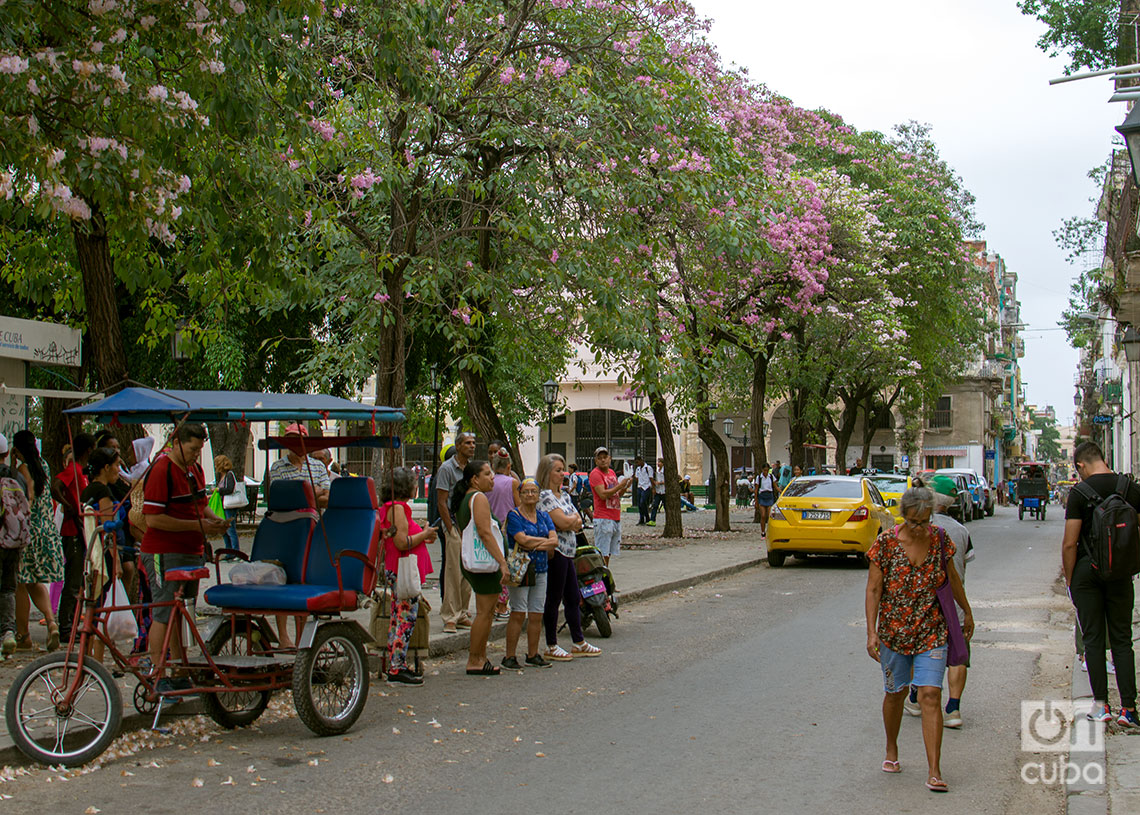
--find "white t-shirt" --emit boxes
[654,467,666,494]
[538,489,579,558]
[636,464,654,491]
[757,474,775,493]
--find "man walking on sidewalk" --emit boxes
[634,456,653,525]
[438,433,476,634]
[1063,441,1140,727]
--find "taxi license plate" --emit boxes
[802,510,830,521]
[581,580,607,598]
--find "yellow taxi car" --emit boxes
[866,473,911,524]
[766,475,896,567]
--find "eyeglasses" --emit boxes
[904,516,931,528]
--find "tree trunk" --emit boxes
[788,389,810,470]
[696,406,730,532]
[828,391,862,475]
[207,422,252,478]
[649,391,682,538]
[370,268,407,478]
[746,353,768,523]
[72,209,128,392]
[460,365,525,477]
[41,396,69,478]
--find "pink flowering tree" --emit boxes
[0,0,313,396]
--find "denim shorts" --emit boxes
[508,572,548,614]
[593,518,621,557]
[878,643,947,694]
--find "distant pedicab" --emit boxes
[4,388,404,766]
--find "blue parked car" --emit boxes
[937,468,985,521]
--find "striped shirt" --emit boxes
[141,454,207,555]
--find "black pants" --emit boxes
[1072,556,1137,708]
[638,488,652,523]
[544,552,583,646]
[649,492,664,521]
[0,548,19,639]
[57,534,85,639]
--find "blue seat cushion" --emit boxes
[204,583,358,613]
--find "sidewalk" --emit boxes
[0,509,764,764]
[1066,608,1140,814]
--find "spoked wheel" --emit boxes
[5,652,123,767]
[292,622,368,736]
[202,619,272,729]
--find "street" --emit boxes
[0,507,1073,814]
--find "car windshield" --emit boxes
[781,478,864,499]
[869,477,907,492]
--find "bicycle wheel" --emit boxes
[292,622,368,736]
[5,652,123,767]
[202,619,272,729]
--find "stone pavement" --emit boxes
[0,506,763,763]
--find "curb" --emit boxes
[1,555,768,767]
[1065,642,1108,815]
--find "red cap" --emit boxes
[284,423,309,436]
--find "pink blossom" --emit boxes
[550,250,559,263]
[499,66,516,84]
[308,118,335,141]
[551,58,570,78]
[147,85,169,103]
[373,292,390,302]
[229,0,247,13]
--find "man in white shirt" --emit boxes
[648,457,667,525]
[267,424,330,507]
[634,456,654,525]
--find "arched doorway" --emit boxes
[574,409,656,472]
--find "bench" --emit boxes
[204,477,380,614]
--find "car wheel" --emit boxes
[768,551,786,568]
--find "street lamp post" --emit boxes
[542,379,559,455]
[630,392,646,461]
[722,417,750,472]
[1117,105,1140,187]
[430,364,442,480]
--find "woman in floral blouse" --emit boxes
[865,484,973,794]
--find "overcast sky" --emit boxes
[691,0,1122,427]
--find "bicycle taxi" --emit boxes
[4,387,404,766]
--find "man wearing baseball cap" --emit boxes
[588,447,632,566]
[267,423,331,508]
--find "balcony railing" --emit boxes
[927,409,952,429]
[1103,380,1124,405]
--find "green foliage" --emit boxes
[1017,0,1123,74]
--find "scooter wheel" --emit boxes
[592,607,612,638]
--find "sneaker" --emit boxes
[154,677,199,703]
[646,521,656,527]
[524,654,552,669]
[1118,708,1140,728]
[1,632,16,657]
[903,697,921,717]
[494,611,511,621]
[1079,655,1087,672]
[386,669,424,686]
[171,676,201,701]
[944,710,963,729]
[501,656,523,671]
[1088,702,1113,722]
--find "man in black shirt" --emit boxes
[1063,441,1140,726]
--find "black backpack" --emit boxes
[1074,475,1140,581]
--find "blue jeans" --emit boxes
[223,508,240,552]
[878,643,947,694]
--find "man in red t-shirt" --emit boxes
[589,447,632,566]
[142,423,227,696]
[51,432,95,643]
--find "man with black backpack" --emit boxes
[1064,441,1140,726]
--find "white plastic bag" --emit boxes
[105,580,139,642]
[229,561,287,586]
[395,555,421,600]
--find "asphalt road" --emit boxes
[0,506,1073,814]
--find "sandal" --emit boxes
[925,776,948,792]
[544,645,573,662]
[881,759,901,774]
[14,634,41,652]
[466,661,501,676]
[46,623,59,652]
[571,641,602,658]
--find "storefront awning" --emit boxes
[922,446,967,457]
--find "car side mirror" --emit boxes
[885,498,898,507]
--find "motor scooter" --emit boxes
[573,537,618,638]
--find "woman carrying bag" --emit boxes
[379,467,437,686]
[213,455,246,557]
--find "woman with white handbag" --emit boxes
[213,455,247,556]
[379,467,437,686]
[450,460,510,676]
